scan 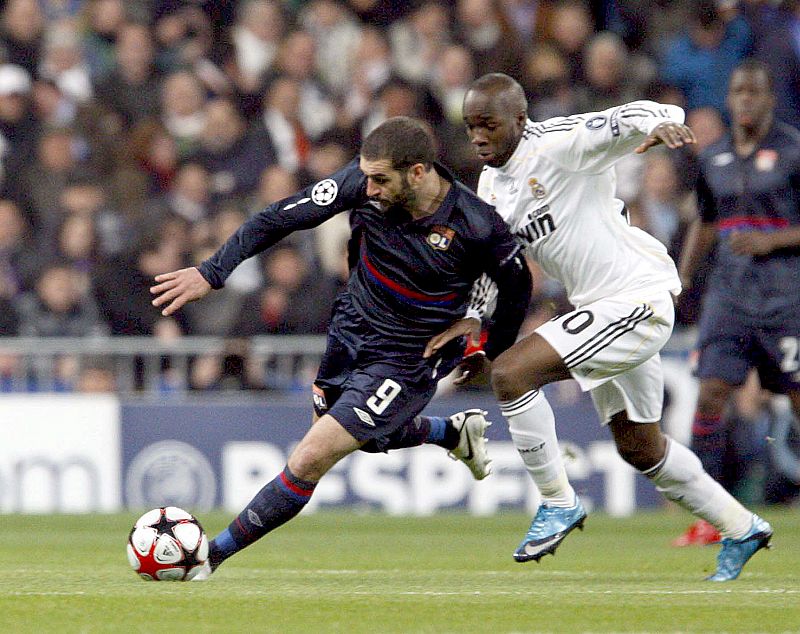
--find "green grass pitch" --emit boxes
[1,509,798,633]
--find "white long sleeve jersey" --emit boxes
[476,101,682,310]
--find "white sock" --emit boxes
[645,437,753,539]
[500,389,576,507]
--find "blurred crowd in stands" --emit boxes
[0,0,797,500]
[0,3,789,342]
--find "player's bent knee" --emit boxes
[491,356,533,401]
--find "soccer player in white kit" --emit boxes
[427,73,772,581]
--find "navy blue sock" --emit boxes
[691,413,726,483]
[424,416,460,450]
[208,465,316,569]
[360,416,460,454]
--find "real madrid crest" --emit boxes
[427,225,456,251]
[529,178,546,199]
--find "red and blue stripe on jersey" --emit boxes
[359,240,459,308]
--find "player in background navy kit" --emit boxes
[676,60,800,546]
[150,116,532,578]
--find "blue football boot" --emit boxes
[513,497,587,563]
[706,514,773,582]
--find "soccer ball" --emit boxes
[127,506,209,581]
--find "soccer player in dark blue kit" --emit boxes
[150,116,532,578]
[675,60,794,571]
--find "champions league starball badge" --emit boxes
[311,178,338,205]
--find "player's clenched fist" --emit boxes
[150,267,212,316]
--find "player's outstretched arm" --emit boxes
[150,267,212,316]
[729,225,800,256]
[635,121,696,154]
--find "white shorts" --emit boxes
[535,291,675,424]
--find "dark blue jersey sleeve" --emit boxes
[479,209,532,360]
[198,158,367,288]
[696,167,718,224]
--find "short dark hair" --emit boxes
[690,0,721,28]
[469,73,528,116]
[732,58,774,91]
[361,116,436,170]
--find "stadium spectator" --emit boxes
[232,242,340,338]
[147,161,213,227]
[659,0,752,113]
[58,175,127,259]
[160,70,208,160]
[55,212,97,295]
[577,31,650,113]
[0,198,38,296]
[260,76,311,175]
[299,0,362,97]
[454,0,524,79]
[230,0,286,95]
[126,119,179,196]
[633,151,694,253]
[181,241,246,340]
[81,0,127,81]
[0,0,45,76]
[39,19,93,104]
[519,44,577,121]
[15,262,107,337]
[360,76,443,140]
[540,1,594,85]
[94,22,161,130]
[340,25,392,128]
[675,60,800,546]
[192,96,277,203]
[150,4,214,75]
[94,227,188,336]
[754,0,800,129]
[76,356,117,392]
[0,64,40,185]
[20,126,80,243]
[389,1,451,84]
[268,30,336,140]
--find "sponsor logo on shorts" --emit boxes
[312,384,327,411]
[353,407,376,427]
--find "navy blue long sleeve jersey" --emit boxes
[198,158,531,359]
[696,121,800,315]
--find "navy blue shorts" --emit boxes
[695,297,800,394]
[312,295,462,451]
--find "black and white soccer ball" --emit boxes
[127,506,209,581]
